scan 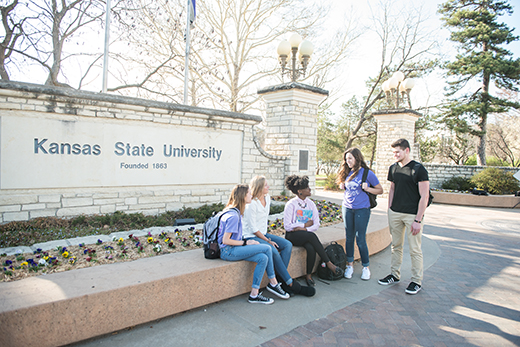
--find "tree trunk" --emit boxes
[477,41,490,166]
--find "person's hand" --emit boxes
[304,220,314,228]
[293,226,306,231]
[340,183,345,190]
[247,239,260,245]
[268,240,279,248]
[411,221,421,235]
[361,182,368,191]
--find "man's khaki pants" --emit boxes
[388,209,423,285]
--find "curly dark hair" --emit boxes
[284,174,309,194]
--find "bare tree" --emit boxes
[341,1,440,150]
[487,103,520,167]
[441,132,476,165]
[109,0,360,112]
[0,0,25,80]
[3,0,110,87]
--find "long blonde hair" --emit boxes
[225,184,249,215]
[249,175,266,200]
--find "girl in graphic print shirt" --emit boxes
[283,175,342,287]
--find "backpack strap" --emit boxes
[361,167,372,199]
[361,167,369,184]
[212,207,240,239]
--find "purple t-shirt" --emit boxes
[342,168,380,209]
[217,209,242,249]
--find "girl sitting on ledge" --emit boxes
[218,184,289,304]
[283,175,342,286]
[243,175,315,296]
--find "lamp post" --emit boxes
[382,71,415,109]
[277,33,314,82]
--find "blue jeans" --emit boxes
[342,206,371,267]
[220,243,275,289]
[249,234,293,285]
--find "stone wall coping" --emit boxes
[432,191,520,209]
[0,80,262,124]
[424,163,519,171]
[372,108,423,117]
[257,82,329,96]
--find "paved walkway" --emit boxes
[70,192,520,347]
[262,195,520,347]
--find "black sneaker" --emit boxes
[405,282,422,295]
[248,292,274,304]
[267,283,290,299]
[378,274,400,286]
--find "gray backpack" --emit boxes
[202,208,239,259]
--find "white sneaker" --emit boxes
[361,267,371,280]
[344,266,353,279]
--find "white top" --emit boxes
[242,193,271,238]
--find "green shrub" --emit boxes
[269,204,285,215]
[464,155,510,167]
[470,168,520,195]
[441,176,473,191]
[324,173,339,190]
[486,157,509,167]
[464,155,477,165]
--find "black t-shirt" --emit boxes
[387,160,429,215]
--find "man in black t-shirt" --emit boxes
[378,138,430,295]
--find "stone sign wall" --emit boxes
[0,81,291,223]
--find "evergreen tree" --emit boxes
[438,0,520,165]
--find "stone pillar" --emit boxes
[373,109,422,197]
[258,82,328,192]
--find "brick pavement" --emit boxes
[261,204,520,347]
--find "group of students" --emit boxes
[217,138,429,304]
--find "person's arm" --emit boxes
[362,170,383,195]
[305,201,320,232]
[244,200,263,238]
[221,214,259,246]
[283,200,305,231]
[223,232,259,246]
[411,180,430,235]
[362,183,383,195]
[388,182,395,209]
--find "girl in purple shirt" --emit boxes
[284,175,342,286]
[337,148,383,281]
[218,184,290,304]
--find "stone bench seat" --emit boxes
[0,213,390,347]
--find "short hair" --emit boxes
[249,175,266,199]
[284,175,309,194]
[391,138,410,150]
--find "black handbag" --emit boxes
[362,168,377,209]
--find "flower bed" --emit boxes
[1,199,343,282]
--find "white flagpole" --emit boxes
[102,0,111,93]
[183,0,191,105]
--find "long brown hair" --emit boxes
[337,148,369,184]
[249,175,266,200]
[225,184,249,215]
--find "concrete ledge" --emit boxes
[432,191,520,209]
[0,217,389,347]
